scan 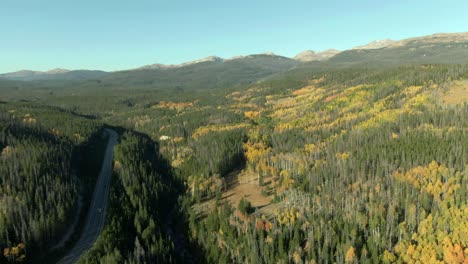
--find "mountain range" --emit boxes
[1,32,468,86]
[0,69,108,81]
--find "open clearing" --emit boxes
[193,169,280,217]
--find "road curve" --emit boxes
[58,128,118,264]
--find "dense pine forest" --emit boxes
[0,103,105,261]
[1,48,468,262]
[78,131,181,263]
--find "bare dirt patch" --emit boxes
[193,169,277,217]
[222,170,273,211]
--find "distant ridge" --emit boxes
[352,39,396,50]
[350,33,468,50]
[386,32,468,48]
[294,49,341,61]
[2,32,468,80]
[0,69,108,81]
[46,68,70,74]
[136,53,282,71]
[138,56,224,70]
[100,53,298,91]
[329,32,468,65]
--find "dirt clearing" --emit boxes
[193,169,278,217]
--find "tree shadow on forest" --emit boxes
[108,125,208,264]
[152,135,208,264]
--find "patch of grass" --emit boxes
[441,80,468,105]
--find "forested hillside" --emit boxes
[0,103,104,261]
[1,37,468,263]
[100,64,466,263]
[179,65,468,263]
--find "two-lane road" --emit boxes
[58,128,118,264]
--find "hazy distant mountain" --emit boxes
[294,49,341,61]
[0,69,109,81]
[2,32,468,88]
[136,54,281,70]
[387,32,468,47]
[352,39,396,50]
[137,56,224,70]
[0,70,40,80]
[94,54,298,90]
[329,32,468,65]
[46,68,70,74]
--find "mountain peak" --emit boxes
[136,56,224,71]
[294,49,340,61]
[260,52,276,56]
[193,56,224,63]
[352,39,396,50]
[46,68,70,74]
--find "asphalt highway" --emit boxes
[57,129,118,264]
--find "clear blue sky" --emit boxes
[1,0,467,73]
